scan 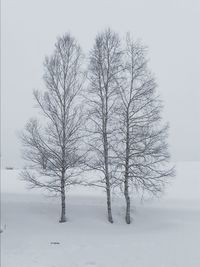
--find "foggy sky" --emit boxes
[1,0,200,168]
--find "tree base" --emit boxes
[125,218,131,224]
[108,217,114,223]
[59,217,67,223]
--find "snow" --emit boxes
[1,162,200,267]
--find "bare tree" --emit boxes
[115,35,174,224]
[20,34,85,223]
[85,29,123,223]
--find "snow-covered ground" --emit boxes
[1,162,200,267]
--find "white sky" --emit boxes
[1,0,200,168]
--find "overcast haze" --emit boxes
[1,0,200,168]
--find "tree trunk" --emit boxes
[59,177,66,223]
[124,110,131,224]
[106,181,113,223]
[124,178,131,224]
[104,130,113,223]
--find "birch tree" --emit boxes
[21,34,84,223]
[86,29,123,223]
[116,35,174,224]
